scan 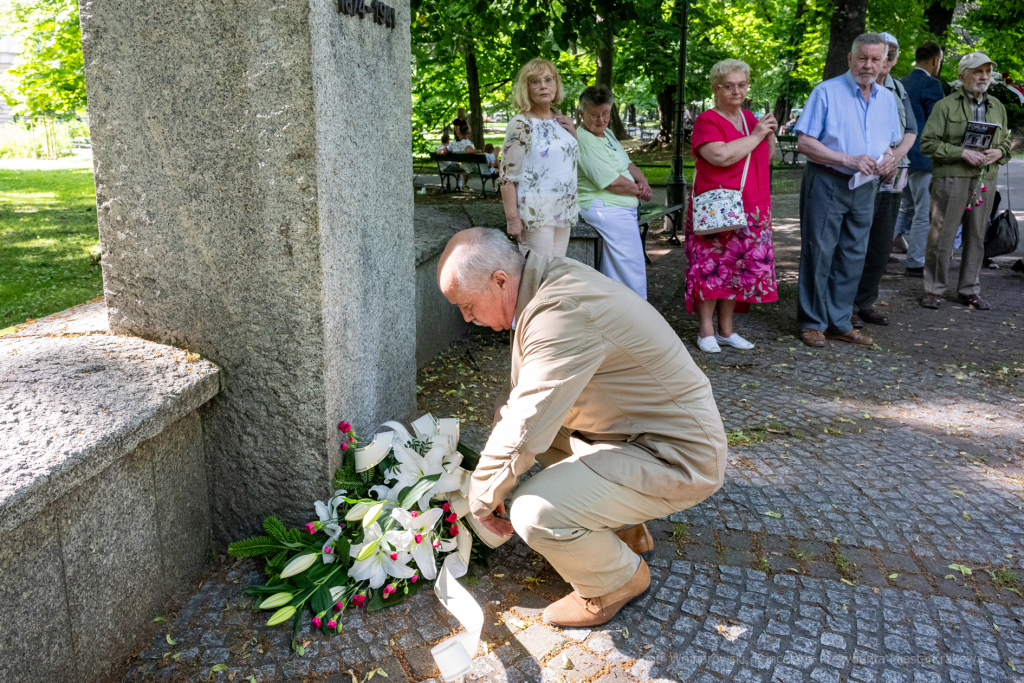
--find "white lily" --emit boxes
[391,507,444,580]
[389,440,463,510]
[344,501,374,522]
[348,522,415,588]
[320,523,344,564]
[314,489,347,525]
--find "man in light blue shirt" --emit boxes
[794,33,903,348]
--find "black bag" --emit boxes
[985,168,1019,260]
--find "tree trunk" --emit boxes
[465,42,484,149]
[924,0,955,38]
[822,0,868,81]
[595,17,630,140]
[655,85,676,144]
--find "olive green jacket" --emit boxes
[920,87,1011,181]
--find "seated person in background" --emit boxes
[448,123,480,191]
[437,133,451,154]
[483,144,499,175]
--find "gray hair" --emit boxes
[579,85,614,109]
[852,33,887,53]
[709,59,750,89]
[448,228,525,293]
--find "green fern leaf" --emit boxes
[227,535,284,558]
[263,517,288,543]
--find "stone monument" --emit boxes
[79,0,416,543]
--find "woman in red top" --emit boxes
[686,59,779,353]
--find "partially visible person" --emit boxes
[892,42,945,277]
[483,143,499,176]
[449,122,480,191]
[436,133,453,175]
[919,52,1011,310]
[436,227,726,628]
[794,33,901,349]
[500,58,579,257]
[686,59,778,353]
[852,32,918,329]
[451,107,468,135]
[576,85,653,298]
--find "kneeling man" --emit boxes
[437,228,727,627]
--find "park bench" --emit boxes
[638,201,685,263]
[775,134,802,166]
[71,136,91,149]
[429,152,498,198]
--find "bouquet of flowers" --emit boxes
[227,414,498,654]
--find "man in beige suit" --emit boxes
[437,228,727,627]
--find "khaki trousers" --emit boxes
[518,224,571,257]
[509,431,690,598]
[924,176,991,297]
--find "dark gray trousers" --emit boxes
[855,190,902,311]
[797,163,878,332]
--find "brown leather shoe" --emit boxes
[615,524,654,560]
[542,559,651,628]
[960,294,991,310]
[858,308,890,325]
[921,293,942,309]
[800,329,826,348]
[825,328,873,345]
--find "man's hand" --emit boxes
[961,149,986,166]
[846,154,877,176]
[877,153,897,181]
[474,502,514,538]
[638,182,654,202]
[983,148,1003,165]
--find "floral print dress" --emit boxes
[499,114,579,230]
[685,109,778,314]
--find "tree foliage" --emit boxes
[0,0,86,120]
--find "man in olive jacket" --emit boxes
[919,52,1011,310]
[437,228,727,628]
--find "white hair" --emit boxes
[709,59,751,89]
[852,33,887,53]
[447,228,525,293]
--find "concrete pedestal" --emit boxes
[79,0,416,543]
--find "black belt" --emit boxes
[811,162,854,182]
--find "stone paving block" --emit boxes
[514,624,565,662]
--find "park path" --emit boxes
[124,184,1024,683]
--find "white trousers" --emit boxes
[579,200,648,299]
[518,223,571,257]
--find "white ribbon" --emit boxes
[353,414,510,681]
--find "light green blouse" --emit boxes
[576,128,639,210]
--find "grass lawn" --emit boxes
[0,163,102,331]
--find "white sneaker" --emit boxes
[697,335,721,353]
[715,333,755,350]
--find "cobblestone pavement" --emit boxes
[125,200,1024,683]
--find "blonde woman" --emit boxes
[500,58,579,256]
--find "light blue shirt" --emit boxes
[795,71,902,176]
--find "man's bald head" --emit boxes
[437,228,525,331]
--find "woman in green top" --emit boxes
[576,86,654,298]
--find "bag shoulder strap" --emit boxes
[738,115,753,192]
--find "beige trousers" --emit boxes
[509,431,690,598]
[924,175,991,297]
[518,224,571,257]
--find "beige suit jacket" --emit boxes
[468,254,728,517]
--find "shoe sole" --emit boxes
[825,335,872,345]
[543,584,653,629]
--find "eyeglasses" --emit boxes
[529,76,556,88]
[717,82,749,93]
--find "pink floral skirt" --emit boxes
[684,199,778,314]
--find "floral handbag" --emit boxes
[691,116,752,236]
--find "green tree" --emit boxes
[1,0,86,158]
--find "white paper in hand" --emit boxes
[848,153,887,190]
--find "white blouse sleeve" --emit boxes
[499,116,531,186]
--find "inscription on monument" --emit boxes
[338,0,396,29]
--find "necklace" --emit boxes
[714,107,744,132]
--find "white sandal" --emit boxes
[715,333,755,350]
[697,335,721,353]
